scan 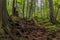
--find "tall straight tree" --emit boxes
[0,0,2,27]
[29,0,34,18]
[2,0,16,40]
[22,0,25,18]
[12,0,18,16]
[2,0,9,25]
[48,0,56,24]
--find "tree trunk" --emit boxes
[29,0,34,18]
[0,0,2,27]
[2,0,9,25]
[1,0,16,40]
[12,0,18,17]
[48,0,56,24]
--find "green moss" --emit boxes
[45,25,58,32]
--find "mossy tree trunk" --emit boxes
[48,0,56,24]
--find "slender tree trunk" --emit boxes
[0,0,2,27]
[48,0,56,24]
[22,0,25,18]
[29,0,34,18]
[12,0,18,17]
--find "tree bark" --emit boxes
[2,0,9,25]
[12,0,18,17]
[48,0,56,24]
[0,0,2,27]
[1,0,16,40]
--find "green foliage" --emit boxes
[17,0,22,3]
[6,0,60,32]
[45,25,57,32]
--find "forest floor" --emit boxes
[0,18,60,40]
